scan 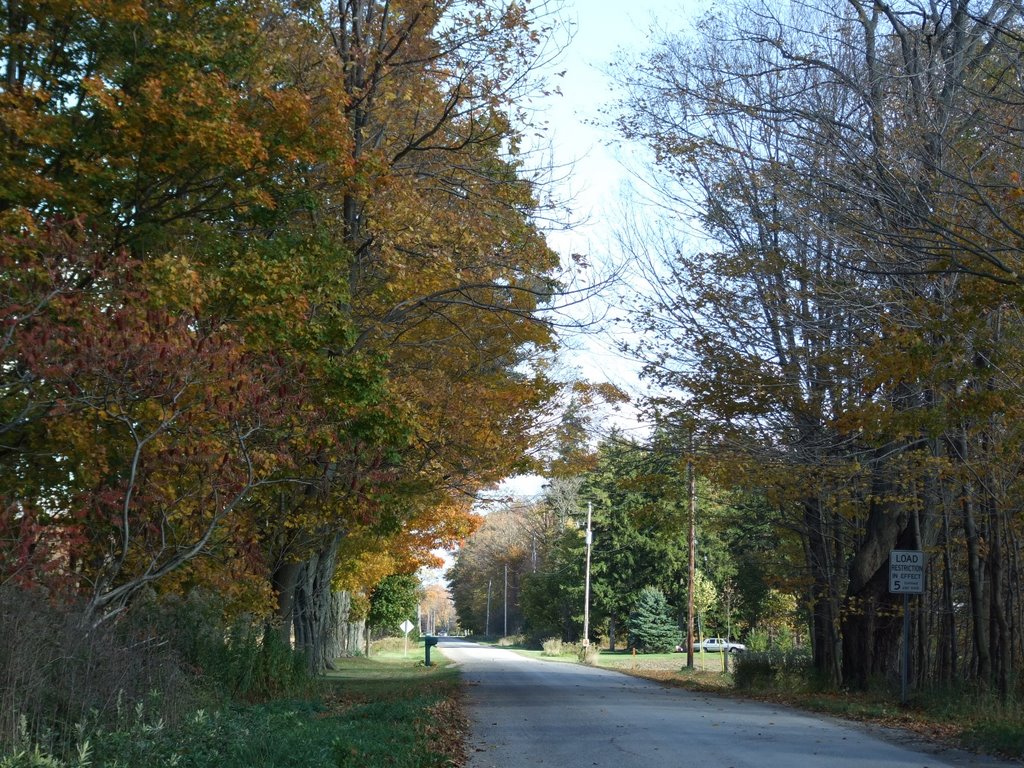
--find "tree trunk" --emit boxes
[270,560,302,645]
[293,533,343,674]
[962,483,991,682]
[803,498,842,685]
[323,590,367,659]
[841,460,913,689]
[987,490,1011,699]
[936,503,958,684]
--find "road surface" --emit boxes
[438,638,1014,768]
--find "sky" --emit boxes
[493,0,705,499]
[423,2,708,583]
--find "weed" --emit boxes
[541,638,563,656]
[732,649,813,691]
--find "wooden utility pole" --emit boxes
[583,501,593,646]
[486,578,492,637]
[687,438,696,670]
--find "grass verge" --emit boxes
[2,652,465,768]
[323,654,466,768]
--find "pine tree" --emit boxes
[627,587,681,653]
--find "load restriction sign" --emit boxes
[889,550,925,594]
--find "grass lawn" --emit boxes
[504,643,730,680]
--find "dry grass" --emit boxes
[0,586,196,756]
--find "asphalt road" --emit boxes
[437,638,1016,768]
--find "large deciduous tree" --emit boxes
[614,0,1024,692]
[2,0,566,668]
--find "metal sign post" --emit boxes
[889,550,924,704]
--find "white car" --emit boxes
[701,637,746,653]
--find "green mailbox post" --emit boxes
[424,635,438,666]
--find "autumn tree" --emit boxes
[614,0,1024,693]
[1,0,568,678]
[250,1,568,670]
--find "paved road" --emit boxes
[438,638,1015,768]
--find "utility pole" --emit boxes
[686,437,696,670]
[503,563,508,637]
[486,578,492,637]
[583,501,593,647]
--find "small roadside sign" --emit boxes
[400,619,415,657]
[889,550,925,594]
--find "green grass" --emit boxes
[597,649,726,673]
[2,653,463,768]
[324,657,462,768]
[505,645,728,675]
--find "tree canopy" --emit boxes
[1,0,568,670]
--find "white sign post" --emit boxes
[400,619,415,657]
[889,550,925,704]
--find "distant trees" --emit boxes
[447,500,564,636]
[614,0,1024,693]
[449,437,799,648]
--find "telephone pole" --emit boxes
[583,501,593,647]
[687,437,696,670]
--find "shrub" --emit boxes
[0,586,197,760]
[0,586,312,762]
[744,628,770,653]
[541,638,564,656]
[496,634,525,647]
[576,644,600,666]
[732,648,813,690]
[134,591,311,702]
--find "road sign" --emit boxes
[889,550,925,594]
[400,619,415,635]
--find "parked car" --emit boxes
[701,637,746,653]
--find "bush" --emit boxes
[134,591,311,702]
[744,628,770,653]
[732,648,813,690]
[496,635,525,647]
[0,586,197,759]
[541,638,563,656]
[0,586,312,763]
[576,644,600,666]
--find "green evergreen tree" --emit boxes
[627,587,681,653]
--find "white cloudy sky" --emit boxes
[492,1,711,499]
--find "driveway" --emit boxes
[438,638,1015,768]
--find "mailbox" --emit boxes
[424,635,439,666]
